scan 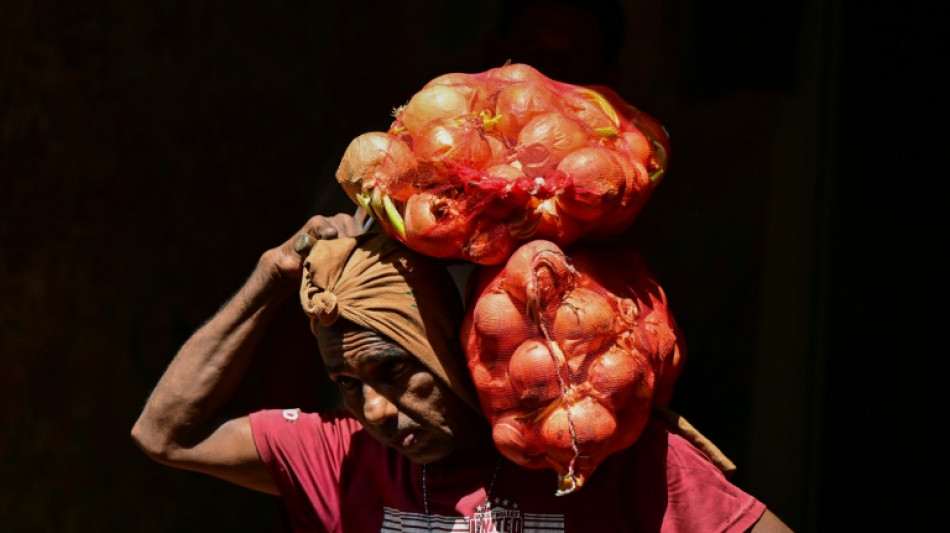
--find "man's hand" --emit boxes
[261,210,368,289]
[131,209,368,495]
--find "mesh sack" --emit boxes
[336,63,671,265]
[460,240,685,494]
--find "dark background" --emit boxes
[1,0,946,531]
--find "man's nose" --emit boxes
[361,384,397,425]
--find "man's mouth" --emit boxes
[391,428,422,450]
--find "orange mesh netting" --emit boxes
[336,63,670,265]
[460,240,686,494]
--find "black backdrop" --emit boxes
[1,1,946,531]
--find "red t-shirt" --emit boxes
[250,409,765,533]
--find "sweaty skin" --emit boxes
[318,320,492,465]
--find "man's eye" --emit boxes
[335,377,360,392]
[384,361,409,379]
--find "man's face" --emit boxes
[318,321,484,464]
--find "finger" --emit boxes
[353,207,367,228]
[317,226,339,239]
[292,233,315,255]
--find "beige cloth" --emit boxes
[300,232,480,412]
[653,405,738,476]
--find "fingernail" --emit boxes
[293,234,314,254]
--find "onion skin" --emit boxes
[473,290,533,357]
[550,287,618,360]
[515,112,589,173]
[555,146,626,222]
[464,217,518,265]
[498,240,566,305]
[413,116,492,169]
[587,346,652,410]
[423,72,490,106]
[486,63,547,84]
[403,192,469,258]
[494,82,563,140]
[336,132,416,205]
[508,339,562,408]
[492,414,546,468]
[399,84,472,135]
[541,397,617,465]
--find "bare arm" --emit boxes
[749,509,794,532]
[131,212,365,494]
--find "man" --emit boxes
[132,212,792,532]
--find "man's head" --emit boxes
[300,233,487,463]
[317,319,486,463]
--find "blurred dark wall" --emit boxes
[1,0,945,531]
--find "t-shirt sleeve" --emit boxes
[249,409,362,532]
[662,426,767,533]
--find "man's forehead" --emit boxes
[317,322,410,372]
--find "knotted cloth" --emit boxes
[299,232,479,411]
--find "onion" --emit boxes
[486,163,525,182]
[493,414,545,467]
[399,84,473,134]
[555,146,626,222]
[403,192,470,257]
[550,287,617,360]
[336,132,416,205]
[494,82,562,140]
[514,112,589,178]
[505,240,574,328]
[533,198,586,246]
[619,130,653,166]
[587,346,651,410]
[628,108,671,170]
[517,112,589,163]
[486,135,511,165]
[464,216,517,265]
[470,363,521,415]
[486,63,548,85]
[473,290,533,356]
[413,116,492,169]
[423,72,490,105]
[541,397,617,464]
[561,87,618,133]
[479,164,525,220]
[507,339,562,408]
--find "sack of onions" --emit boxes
[336,63,670,264]
[460,240,685,494]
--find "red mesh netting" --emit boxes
[336,64,671,264]
[460,240,685,494]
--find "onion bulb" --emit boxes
[541,397,617,464]
[550,287,617,360]
[464,216,517,265]
[403,192,470,258]
[470,364,522,415]
[473,291,533,356]
[423,72,489,105]
[517,112,589,162]
[486,63,548,85]
[336,132,416,205]
[587,346,651,409]
[619,130,653,166]
[555,146,626,221]
[494,82,562,140]
[492,414,545,467]
[507,339,563,408]
[399,84,472,134]
[413,116,491,169]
